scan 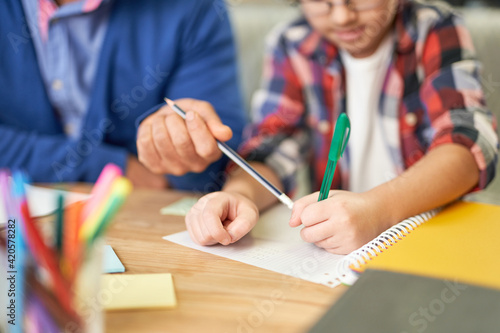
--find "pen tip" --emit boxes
[164,98,174,107]
[279,194,294,210]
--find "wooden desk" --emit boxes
[102,188,347,333]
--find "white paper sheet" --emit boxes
[25,184,90,217]
[0,185,90,224]
[164,204,344,288]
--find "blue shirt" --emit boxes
[21,0,112,139]
[0,0,246,191]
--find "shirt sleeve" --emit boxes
[135,0,246,192]
[0,123,128,183]
[420,13,499,190]
[238,25,309,195]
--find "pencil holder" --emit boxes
[0,218,105,333]
[70,238,105,333]
[0,164,131,333]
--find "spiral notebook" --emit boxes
[337,201,500,290]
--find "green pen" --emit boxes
[318,113,351,201]
[55,192,64,254]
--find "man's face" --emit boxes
[302,0,399,58]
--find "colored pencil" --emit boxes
[90,177,132,243]
[81,163,122,222]
[164,98,294,209]
[12,172,76,320]
[79,177,131,242]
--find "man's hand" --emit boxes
[125,155,168,189]
[137,98,232,176]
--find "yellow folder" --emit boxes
[360,201,500,290]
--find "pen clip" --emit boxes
[329,113,351,161]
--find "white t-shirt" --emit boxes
[340,34,398,193]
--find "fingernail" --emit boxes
[227,229,236,242]
[186,111,195,121]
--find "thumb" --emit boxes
[225,205,258,243]
[174,98,233,142]
[205,117,232,142]
[289,192,320,227]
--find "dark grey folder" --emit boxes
[309,269,500,333]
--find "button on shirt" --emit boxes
[21,0,112,139]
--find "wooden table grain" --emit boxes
[94,188,348,333]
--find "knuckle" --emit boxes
[142,160,162,174]
[153,129,169,144]
[185,213,195,226]
[201,208,215,222]
[137,153,147,163]
[199,238,213,246]
[138,158,164,174]
[315,239,327,248]
[173,135,191,151]
[301,206,314,223]
[198,145,220,160]
[137,155,153,169]
[293,201,306,214]
[192,236,205,246]
[137,133,151,146]
[187,114,200,128]
[150,165,165,174]
[212,228,225,241]
[169,167,184,176]
[197,195,211,206]
[300,228,308,241]
[190,161,208,173]
[199,100,211,111]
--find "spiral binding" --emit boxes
[336,209,439,286]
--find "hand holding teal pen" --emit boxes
[318,113,351,201]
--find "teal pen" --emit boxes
[55,193,64,254]
[318,113,351,201]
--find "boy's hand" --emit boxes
[289,191,381,255]
[185,191,259,246]
[137,98,233,176]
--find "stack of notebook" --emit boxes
[310,201,500,332]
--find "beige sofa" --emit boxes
[229,2,500,204]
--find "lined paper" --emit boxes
[164,204,344,288]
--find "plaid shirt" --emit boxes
[240,0,498,195]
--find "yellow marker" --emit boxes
[79,177,132,242]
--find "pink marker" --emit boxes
[81,163,122,223]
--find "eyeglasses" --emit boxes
[299,0,386,15]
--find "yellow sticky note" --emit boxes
[101,273,177,310]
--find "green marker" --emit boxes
[318,113,351,201]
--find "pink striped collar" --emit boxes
[38,0,105,41]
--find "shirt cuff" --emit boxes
[135,103,164,128]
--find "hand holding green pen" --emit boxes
[318,113,351,201]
